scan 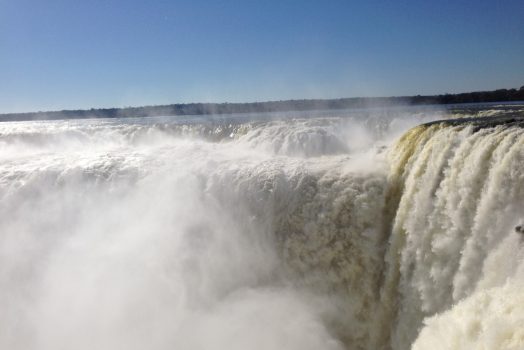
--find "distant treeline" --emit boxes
[2,86,524,122]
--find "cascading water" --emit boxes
[386,119,524,350]
[1,105,523,350]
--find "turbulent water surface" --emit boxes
[1,104,524,350]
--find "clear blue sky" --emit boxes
[1,0,523,113]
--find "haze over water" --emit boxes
[2,104,524,349]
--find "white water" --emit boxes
[390,123,524,350]
[1,107,523,350]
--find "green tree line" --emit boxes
[2,86,523,122]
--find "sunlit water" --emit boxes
[1,105,524,350]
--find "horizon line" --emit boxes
[2,85,523,116]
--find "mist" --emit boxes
[2,105,524,350]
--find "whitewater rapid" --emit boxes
[1,105,523,350]
[389,120,524,350]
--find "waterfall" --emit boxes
[384,120,524,349]
[1,108,523,349]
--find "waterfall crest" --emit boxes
[1,108,523,350]
[384,121,524,349]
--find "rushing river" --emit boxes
[1,104,524,350]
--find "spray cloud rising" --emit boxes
[1,106,524,350]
